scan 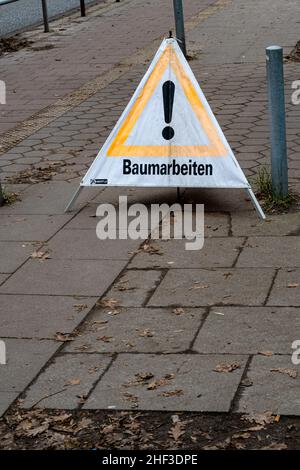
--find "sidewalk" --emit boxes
[0,0,300,448]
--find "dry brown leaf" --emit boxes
[147,374,174,390]
[232,432,251,440]
[98,298,119,309]
[287,283,300,288]
[97,335,113,343]
[270,367,297,378]
[31,250,50,261]
[189,283,209,290]
[73,304,88,313]
[27,423,49,437]
[65,378,81,387]
[124,372,154,388]
[242,411,275,426]
[139,329,154,338]
[262,443,287,450]
[54,332,74,342]
[161,389,183,397]
[172,308,185,315]
[168,421,185,442]
[214,362,241,373]
[258,351,274,356]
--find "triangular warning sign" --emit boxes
[76,38,264,218]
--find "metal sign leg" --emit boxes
[65,186,83,213]
[246,187,266,220]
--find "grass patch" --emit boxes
[1,188,21,205]
[253,166,298,213]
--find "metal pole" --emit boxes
[80,0,86,17]
[0,182,4,207]
[266,46,288,197]
[173,0,187,57]
[41,0,49,33]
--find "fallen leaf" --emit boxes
[242,411,275,426]
[27,423,49,437]
[31,250,50,261]
[98,298,119,309]
[270,368,297,378]
[214,362,241,373]
[65,378,81,386]
[147,374,174,390]
[168,421,185,442]
[258,351,274,356]
[54,332,74,342]
[232,432,251,440]
[97,335,113,343]
[124,372,154,388]
[287,283,300,288]
[262,443,287,450]
[139,329,154,338]
[73,304,88,313]
[172,308,185,315]
[161,389,183,397]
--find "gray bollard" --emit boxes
[173,0,187,57]
[266,46,288,197]
[80,0,86,16]
[41,0,49,32]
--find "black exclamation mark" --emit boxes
[162,80,175,140]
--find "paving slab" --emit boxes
[148,268,274,307]
[65,307,204,354]
[183,188,255,213]
[237,355,300,415]
[267,269,300,306]
[0,259,126,296]
[0,214,72,242]
[0,275,9,286]
[104,270,162,307]
[22,353,112,409]
[84,353,247,412]
[0,242,34,273]
[0,295,97,338]
[231,212,300,237]
[194,307,300,354]
[0,392,19,418]
[47,229,141,260]
[237,237,300,268]
[129,238,244,269]
[0,181,95,215]
[0,339,58,393]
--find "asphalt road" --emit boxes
[0,0,101,37]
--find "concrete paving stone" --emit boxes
[0,259,126,296]
[0,338,59,393]
[84,354,247,412]
[267,269,300,306]
[237,237,300,268]
[105,270,162,307]
[194,307,300,354]
[65,307,204,354]
[148,268,274,307]
[0,214,72,242]
[129,238,244,269]
[231,212,300,236]
[47,229,142,260]
[0,295,97,338]
[237,355,300,415]
[0,181,95,215]
[183,188,256,213]
[0,242,34,273]
[0,392,19,418]
[0,274,9,286]
[22,353,112,409]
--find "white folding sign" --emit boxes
[67,38,264,218]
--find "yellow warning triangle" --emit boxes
[107,42,228,158]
